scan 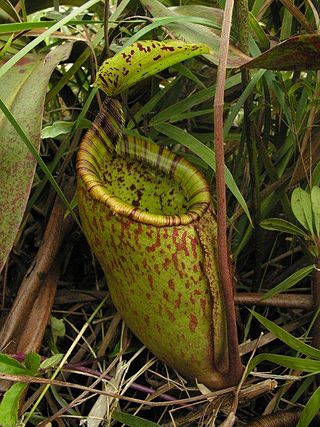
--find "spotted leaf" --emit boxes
[95,40,209,97]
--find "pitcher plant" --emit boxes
[76,41,243,389]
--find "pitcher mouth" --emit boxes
[77,128,211,227]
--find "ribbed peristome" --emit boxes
[76,98,211,226]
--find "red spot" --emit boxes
[144,315,150,326]
[153,54,162,61]
[163,290,169,301]
[190,236,198,258]
[168,279,175,290]
[172,253,184,278]
[172,230,190,256]
[161,46,175,51]
[189,314,198,332]
[146,233,161,252]
[200,298,207,315]
[189,295,196,305]
[156,323,161,333]
[134,263,140,272]
[168,310,176,322]
[93,217,99,229]
[137,43,145,52]
[194,289,201,295]
[154,264,161,275]
[148,275,154,290]
[162,257,170,269]
[94,236,101,246]
[174,292,182,309]
[16,57,32,66]
[133,223,142,249]
[146,228,153,238]
[146,292,151,301]
[193,264,198,273]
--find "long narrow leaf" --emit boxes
[112,411,161,427]
[251,311,320,360]
[248,353,320,375]
[260,218,309,238]
[297,386,320,427]
[261,265,314,300]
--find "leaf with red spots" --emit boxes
[95,40,209,97]
[243,34,320,71]
[0,44,72,274]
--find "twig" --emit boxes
[235,292,313,309]
[214,0,242,382]
[103,0,110,57]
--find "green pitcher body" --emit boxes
[77,98,240,389]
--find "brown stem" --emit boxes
[54,289,313,310]
[235,292,313,309]
[103,0,110,56]
[214,0,243,383]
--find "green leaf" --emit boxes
[248,353,320,375]
[251,311,320,360]
[40,353,64,370]
[0,382,27,427]
[297,386,320,427]
[0,43,72,274]
[24,352,41,375]
[292,188,314,235]
[154,123,252,224]
[41,119,91,139]
[311,186,320,237]
[112,411,161,427]
[312,162,320,186]
[260,218,308,238]
[150,74,241,126]
[248,12,269,50]
[262,265,314,300]
[0,354,28,376]
[95,40,209,97]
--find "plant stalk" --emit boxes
[214,0,243,382]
